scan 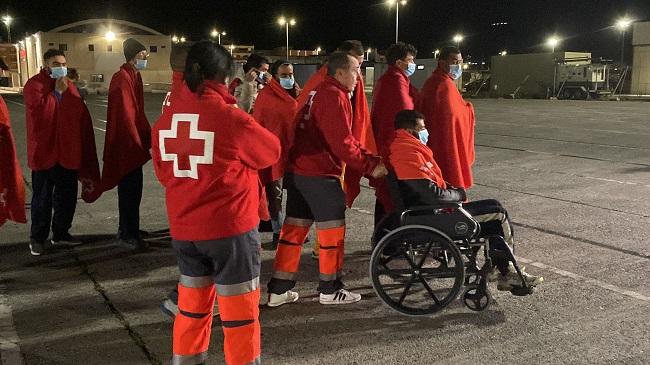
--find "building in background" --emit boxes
[16,19,172,93]
[631,21,650,95]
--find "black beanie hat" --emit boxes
[123,38,146,61]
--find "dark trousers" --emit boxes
[117,166,143,240]
[30,164,78,242]
[464,199,514,274]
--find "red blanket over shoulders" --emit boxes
[416,69,475,189]
[0,96,26,226]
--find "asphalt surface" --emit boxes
[1,93,649,365]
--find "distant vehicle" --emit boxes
[555,63,625,100]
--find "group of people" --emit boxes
[0,36,544,365]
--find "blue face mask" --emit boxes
[449,64,463,80]
[405,62,416,77]
[135,59,148,70]
[279,76,295,89]
[418,129,429,145]
[50,66,67,79]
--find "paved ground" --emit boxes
[1,94,649,365]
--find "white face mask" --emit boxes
[449,64,463,80]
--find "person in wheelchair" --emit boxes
[388,110,543,291]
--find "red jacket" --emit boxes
[252,78,299,185]
[152,81,280,241]
[102,63,151,191]
[416,68,475,189]
[290,76,380,182]
[0,96,26,226]
[23,69,102,202]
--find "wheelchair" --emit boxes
[369,173,535,316]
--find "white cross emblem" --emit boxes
[159,113,214,179]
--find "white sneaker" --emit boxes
[267,290,299,307]
[319,289,361,305]
[497,266,544,291]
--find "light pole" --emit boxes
[278,17,296,59]
[433,49,440,59]
[547,36,561,97]
[365,48,372,61]
[211,29,227,45]
[2,15,12,43]
[453,34,464,49]
[615,18,632,64]
[316,47,321,55]
[386,0,407,43]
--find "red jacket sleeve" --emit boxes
[313,91,380,175]
[235,111,281,171]
[24,79,57,128]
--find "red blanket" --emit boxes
[102,64,152,191]
[23,69,102,202]
[416,68,475,188]
[0,96,26,226]
[297,65,377,206]
[389,129,446,188]
[252,78,298,185]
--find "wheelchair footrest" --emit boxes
[510,285,535,296]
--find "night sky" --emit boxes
[4,0,650,62]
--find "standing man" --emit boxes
[267,52,387,307]
[102,38,151,250]
[23,49,101,255]
[232,54,270,113]
[370,42,419,224]
[252,60,301,250]
[416,46,475,189]
[0,95,26,228]
[152,41,280,365]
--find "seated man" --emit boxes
[388,110,543,291]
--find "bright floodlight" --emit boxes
[547,36,560,48]
[453,34,464,43]
[500,50,507,56]
[211,29,218,38]
[171,35,179,43]
[180,36,186,43]
[2,15,12,25]
[616,18,632,31]
[105,31,116,41]
[278,17,286,25]
[289,18,296,26]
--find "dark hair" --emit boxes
[386,42,417,65]
[243,53,269,73]
[184,40,235,94]
[327,52,353,77]
[43,49,65,61]
[270,59,291,77]
[338,40,364,57]
[395,110,425,130]
[438,46,461,61]
[0,57,8,71]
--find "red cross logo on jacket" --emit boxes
[159,114,214,179]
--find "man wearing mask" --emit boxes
[232,53,270,113]
[23,49,102,255]
[296,40,377,258]
[370,42,419,225]
[416,46,475,190]
[267,52,387,307]
[252,60,301,251]
[102,38,151,250]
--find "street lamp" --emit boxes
[615,18,632,64]
[453,34,464,48]
[105,31,116,42]
[278,17,296,59]
[316,47,322,55]
[433,48,440,59]
[2,15,12,43]
[546,36,561,98]
[229,44,234,55]
[365,48,372,61]
[211,29,227,45]
[546,36,560,53]
[171,35,179,43]
[180,36,186,43]
[386,0,407,43]
[500,50,507,56]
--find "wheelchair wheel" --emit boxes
[370,225,465,316]
[462,287,491,311]
[371,212,400,249]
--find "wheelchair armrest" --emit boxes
[404,202,463,213]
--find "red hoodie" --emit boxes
[23,69,102,202]
[290,76,380,182]
[0,96,26,226]
[416,68,475,189]
[102,63,152,191]
[152,81,280,241]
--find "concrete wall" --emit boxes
[631,21,650,95]
[490,53,555,98]
[19,31,172,91]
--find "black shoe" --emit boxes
[29,240,46,256]
[51,233,83,247]
[117,238,149,251]
[261,233,280,251]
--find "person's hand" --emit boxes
[55,77,69,94]
[370,163,389,179]
[261,72,271,83]
[244,69,258,82]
